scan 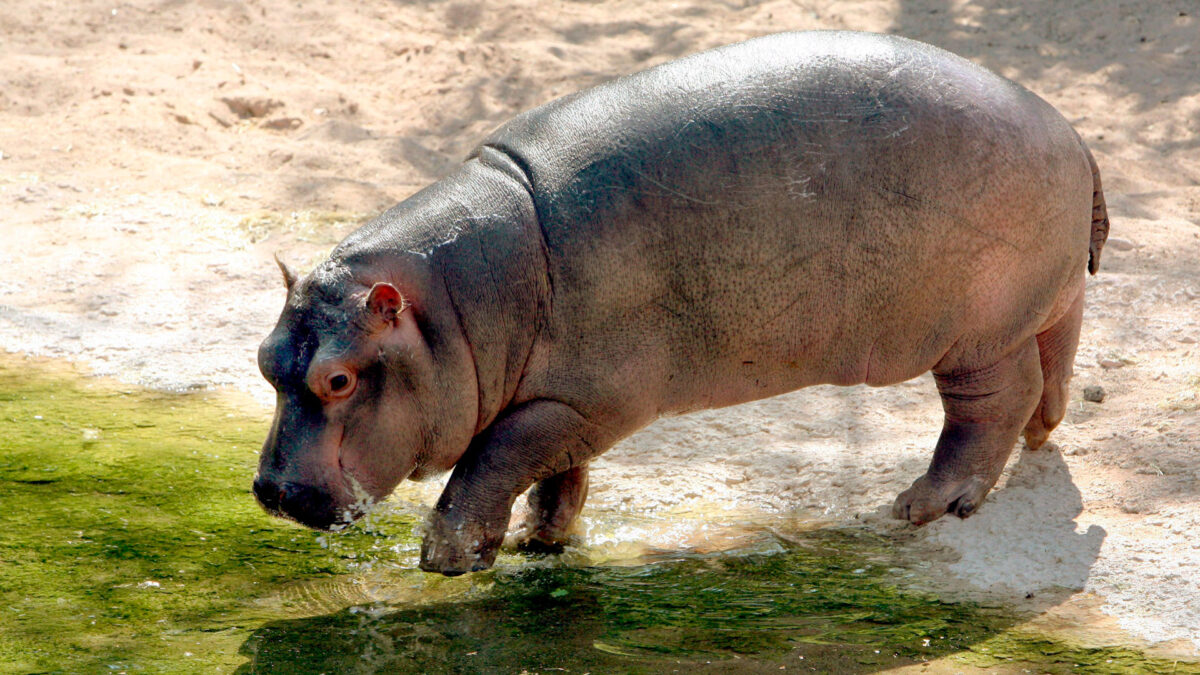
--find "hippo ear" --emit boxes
[366,282,407,324]
[274,252,298,292]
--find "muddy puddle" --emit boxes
[1,354,1196,674]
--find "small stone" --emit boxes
[1099,358,1125,369]
[1083,385,1105,402]
[1106,237,1137,251]
[261,117,302,131]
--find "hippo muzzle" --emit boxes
[252,474,344,530]
[253,392,376,531]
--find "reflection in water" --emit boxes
[237,529,1014,674]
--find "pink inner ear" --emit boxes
[367,282,405,320]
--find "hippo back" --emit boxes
[479,31,1093,418]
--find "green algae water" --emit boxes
[1,355,1196,674]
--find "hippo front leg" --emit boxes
[419,399,605,575]
[514,464,590,553]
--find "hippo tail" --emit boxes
[1083,142,1110,275]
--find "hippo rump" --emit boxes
[254,31,1109,575]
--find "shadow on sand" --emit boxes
[905,445,1106,600]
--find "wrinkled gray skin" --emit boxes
[255,31,1109,575]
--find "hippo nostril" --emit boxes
[253,474,282,512]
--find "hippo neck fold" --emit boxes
[333,155,549,438]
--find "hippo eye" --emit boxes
[330,374,351,393]
[312,365,356,401]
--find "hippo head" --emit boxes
[253,256,477,530]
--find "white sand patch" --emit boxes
[1087,507,1200,648]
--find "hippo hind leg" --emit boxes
[893,338,1043,525]
[1022,284,1085,450]
[515,464,590,553]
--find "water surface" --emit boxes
[1,355,1194,674]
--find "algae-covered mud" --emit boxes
[2,355,1197,674]
[0,355,394,672]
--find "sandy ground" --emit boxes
[2,0,1198,658]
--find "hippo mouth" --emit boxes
[251,468,378,531]
[252,476,344,530]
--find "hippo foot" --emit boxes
[1022,424,1051,452]
[512,503,582,554]
[418,510,504,576]
[513,521,576,554]
[513,464,589,554]
[515,533,568,554]
[891,473,995,526]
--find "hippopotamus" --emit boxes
[254,31,1109,575]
